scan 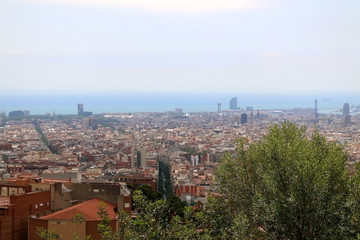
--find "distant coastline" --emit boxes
[0,93,359,115]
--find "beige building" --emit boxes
[28,198,117,240]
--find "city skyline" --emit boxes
[1,0,359,94]
[1,94,359,115]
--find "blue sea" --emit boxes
[0,93,359,115]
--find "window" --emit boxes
[93,189,99,193]
[40,203,44,207]
[125,203,130,208]
[35,204,38,209]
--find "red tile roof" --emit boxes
[40,198,117,221]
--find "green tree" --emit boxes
[116,190,207,240]
[115,210,133,240]
[215,121,360,239]
[131,190,171,239]
[137,184,163,202]
[37,227,61,240]
[72,213,91,240]
[97,201,115,240]
[166,194,186,217]
[158,161,173,197]
[169,206,210,240]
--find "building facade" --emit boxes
[229,97,238,110]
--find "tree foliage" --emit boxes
[115,190,207,240]
[97,201,115,240]
[215,121,360,239]
[37,227,61,240]
[166,194,187,217]
[137,184,163,202]
[159,161,173,197]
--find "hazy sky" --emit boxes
[0,0,359,94]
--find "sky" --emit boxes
[0,0,359,95]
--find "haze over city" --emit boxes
[1,0,359,95]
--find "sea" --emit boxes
[0,93,359,115]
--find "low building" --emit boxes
[9,111,25,117]
[116,174,157,190]
[0,190,51,240]
[28,198,117,240]
[51,182,132,215]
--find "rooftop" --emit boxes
[40,198,117,221]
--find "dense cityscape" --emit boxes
[0,98,359,239]
[2,0,359,238]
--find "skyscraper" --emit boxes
[137,147,147,168]
[217,103,221,113]
[78,104,84,116]
[230,97,238,110]
[343,103,350,116]
[82,118,89,129]
[131,146,136,168]
[314,99,318,119]
[344,114,351,126]
[241,113,247,124]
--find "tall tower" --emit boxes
[343,103,351,126]
[131,146,136,168]
[137,147,147,168]
[217,103,221,113]
[314,99,318,119]
[241,113,247,124]
[229,97,237,110]
[78,104,84,116]
[343,103,350,116]
[344,114,351,126]
[82,118,89,129]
